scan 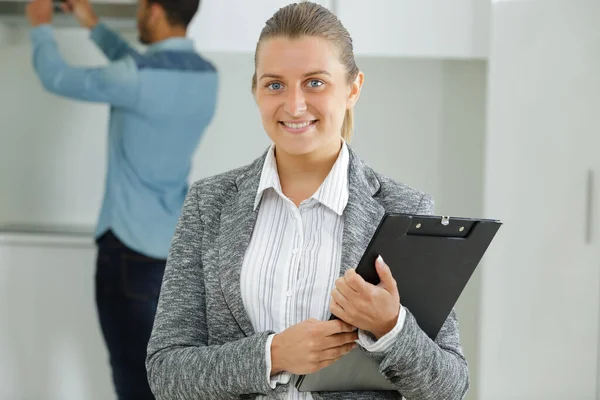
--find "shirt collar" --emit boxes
[253,144,283,210]
[253,140,350,216]
[146,37,195,54]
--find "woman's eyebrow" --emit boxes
[259,70,332,81]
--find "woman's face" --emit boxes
[254,36,363,158]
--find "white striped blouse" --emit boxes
[240,141,405,399]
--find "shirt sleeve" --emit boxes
[89,21,140,61]
[357,305,407,353]
[30,24,139,108]
[265,334,293,389]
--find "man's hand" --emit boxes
[26,0,53,26]
[60,0,98,29]
[270,319,358,376]
[330,256,401,339]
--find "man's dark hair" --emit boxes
[148,0,200,27]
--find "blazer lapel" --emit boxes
[340,148,386,276]
[218,154,266,337]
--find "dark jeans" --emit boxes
[95,231,166,400]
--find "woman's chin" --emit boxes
[269,131,318,155]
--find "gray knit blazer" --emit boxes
[146,146,470,399]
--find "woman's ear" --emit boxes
[346,71,364,109]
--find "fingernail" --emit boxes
[376,255,385,267]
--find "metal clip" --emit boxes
[441,216,450,226]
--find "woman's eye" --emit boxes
[308,80,323,88]
[268,82,283,90]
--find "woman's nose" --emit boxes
[283,87,307,116]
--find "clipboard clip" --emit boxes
[441,216,450,226]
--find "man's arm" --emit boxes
[30,24,139,107]
[89,22,140,61]
[61,0,139,61]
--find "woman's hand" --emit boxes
[330,256,400,339]
[270,319,358,376]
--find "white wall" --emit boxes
[479,1,600,398]
[0,28,109,230]
[439,60,487,400]
[0,27,486,400]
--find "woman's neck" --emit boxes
[275,139,343,207]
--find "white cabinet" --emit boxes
[0,235,114,400]
[336,0,489,59]
[187,0,490,59]
[188,0,332,53]
[479,0,600,398]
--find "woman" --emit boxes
[146,2,469,399]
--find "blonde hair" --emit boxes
[251,1,359,142]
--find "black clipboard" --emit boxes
[296,213,502,392]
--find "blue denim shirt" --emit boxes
[30,23,218,258]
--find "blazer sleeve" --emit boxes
[366,193,470,400]
[146,182,277,399]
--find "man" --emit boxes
[25,0,218,398]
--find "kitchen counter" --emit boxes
[0,223,96,247]
[0,224,113,399]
